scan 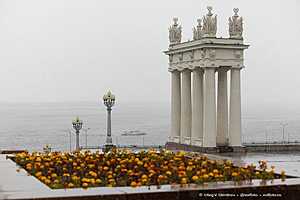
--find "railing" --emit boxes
[243,140,300,146]
[80,144,163,150]
[55,129,167,152]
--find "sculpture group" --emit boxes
[169,6,243,44]
[165,7,248,148]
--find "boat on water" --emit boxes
[121,130,147,136]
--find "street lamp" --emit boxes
[83,128,90,149]
[103,90,116,152]
[43,144,51,153]
[66,129,72,152]
[72,116,83,150]
[280,122,288,144]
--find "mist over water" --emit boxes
[2,102,300,176]
[0,102,169,151]
[1,102,300,151]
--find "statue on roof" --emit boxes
[229,8,243,39]
[202,6,217,38]
[169,17,182,45]
[193,19,203,40]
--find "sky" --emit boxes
[0,0,299,112]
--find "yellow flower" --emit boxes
[141,174,148,179]
[35,171,42,177]
[107,174,113,179]
[90,178,96,185]
[108,178,115,183]
[68,183,74,188]
[89,171,97,178]
[13,149,286,189]
[231,172,238,177]
[203,174,209,179]
[44,179,51,185]
[71,175,79,181]
[225,160,232,166]
[166,171,172,176]
[26,163,32,170]
[192,175,199,181]
[137,161,143,166]
[141,178,148,184]
[53,179,59,184]
[130,181,137,187]
[180,177,188,184]
[82,178,90,183]
[96,179,102,184]
[186,166,193,171]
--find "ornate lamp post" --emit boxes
[103,90,116,152]
[280,122,288,144]
[43,144,51,153]
[72,116,83,150]
[83,128,90,149]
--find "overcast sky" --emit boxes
[0,0,299,111]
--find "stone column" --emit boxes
[170,70,181,143]
[180,69,192,144]
[229,68,242,146]
[191,68,203,146]
[203,68,217,147]
[217,68,229,146]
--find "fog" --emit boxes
[0,0,299,115]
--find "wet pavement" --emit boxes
[1,154,300,200]
[221,152,300,177]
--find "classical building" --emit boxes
[164,7,249,148]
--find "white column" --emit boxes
[229,68,242,146]
[191,68,203,146]
[217,68,228,146]
[180,69,192,144]
[203,68,217,147]
[170,70,181,143]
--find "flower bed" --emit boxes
[13,149,285,189]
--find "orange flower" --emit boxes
[14,149,282,189]
[82,182,88,188]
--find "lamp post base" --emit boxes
[103,143,116,152]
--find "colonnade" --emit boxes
[170,67,242,147]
